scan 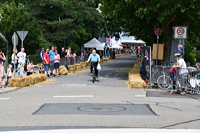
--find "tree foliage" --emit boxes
[100,0,200,63]
[0,0,104,58]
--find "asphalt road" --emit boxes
[0,55,200,132]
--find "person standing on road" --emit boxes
[172,53,188,95]
[53,50,60,77]
[140,47,146,79]
[87,50,100,78]
[43,49,50,77]
[49,46,55,76]
[0,49,6,88]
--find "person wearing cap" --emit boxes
[176,45,184,58]
[0,49,6,88]
[172,53,188,95]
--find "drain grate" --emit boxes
[33,103,156,115]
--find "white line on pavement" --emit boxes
[135,95,146,97]
[53,95,94,98]
[0,98,10,100]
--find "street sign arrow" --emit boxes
[12,32,18,46]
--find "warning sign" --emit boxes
[174,27,188,39]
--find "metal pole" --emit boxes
[149,46,152,83]
[156,36,159,66]
[22,40,23,48]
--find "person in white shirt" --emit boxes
[172,53,188,95]
[27,60,37,76]
[11,49,18,71]
[17,48,26,64]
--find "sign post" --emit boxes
[154,28,161,66]
[173,26,188,58]
[17,31,28,48]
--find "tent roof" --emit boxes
[84,38,104,48]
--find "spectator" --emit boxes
[140,47,146,79]
[176,45,184,58]
[53,50,60,77]
[19,63,25,77]
[17,48,26,64]
[0,49,6,88]
[81,48,87,61]
[64,49,68,68]
[27,60,37,76]
[43,49,50,77]
[5,64,12,85]
[40,48,45,63]
[11,49,18,71]
[17,47,27,72]
[172,53,188,95]
[67,47,72,65]
[74,51,77,64]
[17,62,21,77]
[49,46,55,76]
[60,47,66,66]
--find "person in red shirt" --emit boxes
[0,49,6,87]
[43,49,50,77]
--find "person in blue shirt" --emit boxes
[87,50,100,78]
[49,46,55,76]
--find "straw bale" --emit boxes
[68,68,75,71]
[129,68,140,74]
[59,65,66,71]
[69,70,75,73]
[59,65,68,75]
[80,62,84,65]
[76,68,81,71]
[129,74,144,89]
[68,65,75,68]
[23,76,30,86]
[76,66,82,69]
[134,63,140,68]
[82,66,86,69]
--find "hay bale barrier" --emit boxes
[68,65,75,73]
[7,74,46,87]
[59,65,68,75]
[128,63,144,89]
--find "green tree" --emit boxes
[0,0,40,55]
[100,0,200,63]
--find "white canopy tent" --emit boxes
[84,38,105,50]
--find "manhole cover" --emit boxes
[78,105,126,112]
[33,103,156,115]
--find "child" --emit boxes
[17,62,21,77]
[27,60,37,76]
[20,63,25,77]
[5,64,12,85]
[73,51,77,64]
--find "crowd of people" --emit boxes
[0,46,79,88]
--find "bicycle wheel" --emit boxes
[157,75,172,89]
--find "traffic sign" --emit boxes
[17,31,28,41]
[12,32,18,46]
[173,26,188,39]
[17,31,28,48]
[154,28,161,36]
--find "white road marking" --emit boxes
[53,95,94,98]
[0,98,10,100]
[135,95,146,97]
